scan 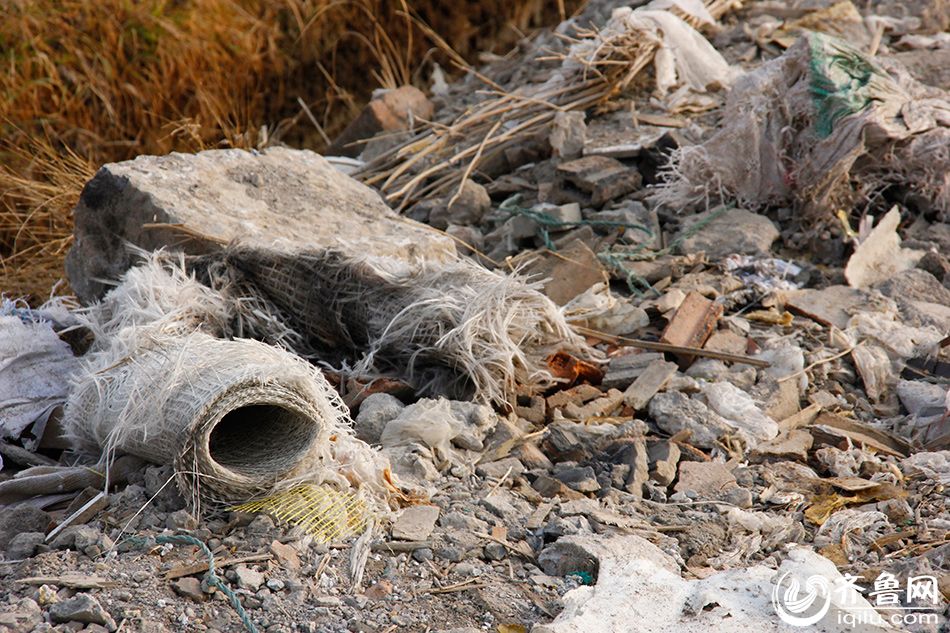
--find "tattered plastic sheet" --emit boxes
[656,32,950,221]
[0,314,79,449]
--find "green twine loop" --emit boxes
[130,533,259,633]
[499,194,653,251]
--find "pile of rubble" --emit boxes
[1,0,949,632]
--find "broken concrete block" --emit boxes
[784,285,867,330]
[556,155,641,206]
[749,429,814,462]
[660,291,723,362]
[392,505,440,541]
[514,442,554,471]
[327,86,434,157]
[66,147,455,302]
[233,565,265,591]
[48,594,116,630]
[704,329,748,355]
[613,438,650,497]
[532,475,584,499]
[647,440,680,487]
[674,208,779,259]
[673,461,738,500]
[562,389,624,420]
[513,394,546,425]
[601,352,665,390]
[623,360,677,410]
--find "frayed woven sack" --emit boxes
[199,247,592,405]
[64,331,358,508]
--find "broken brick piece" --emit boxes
[546,384,604,410]
[328,86,434,157]
[556,155,641,206]
[660,291,723,365]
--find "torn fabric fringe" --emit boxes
[653,32,950,221]
[200,246,592,405]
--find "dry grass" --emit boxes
[0,0,580,301]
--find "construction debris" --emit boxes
[2,0,949,631]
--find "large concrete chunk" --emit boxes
[66,147,455,302]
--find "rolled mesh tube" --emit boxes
[64,332,352,506]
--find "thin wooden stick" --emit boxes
[574,325,771,368]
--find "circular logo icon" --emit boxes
[772,571,832,627]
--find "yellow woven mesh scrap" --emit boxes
[230,484,369,542]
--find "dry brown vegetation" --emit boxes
[0,0,579,300]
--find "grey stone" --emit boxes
[444,224,485,256]
[674,208,779,259]
[613,438,649,498]
[165,509,198,531]
[475,457,525,480]
[354,393,405,444]
[49,594,116,630]
[435,546,465,562]
[411,547,434,562]
[6,532,45,559]
[439,511,489,533]
[234,566,265,591]
[484,215,539,259]
[143,464,186,512]
[720,486,753,508]
[483,542,508,561]
[66,147,455,302]
[586,200,659,246]
[554,466,601,493]
[0,598,42,632]
[479,490,530,519]
[533,203,582,227]
[549,111,587,159]
[245,514,276,534]
[172,578,207,602]
[0,507,50,550]
[392,505,440,541]
[648,440,681,487]
[648,391,737,449]
[429,179,491,229]
[49,525,100,552]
